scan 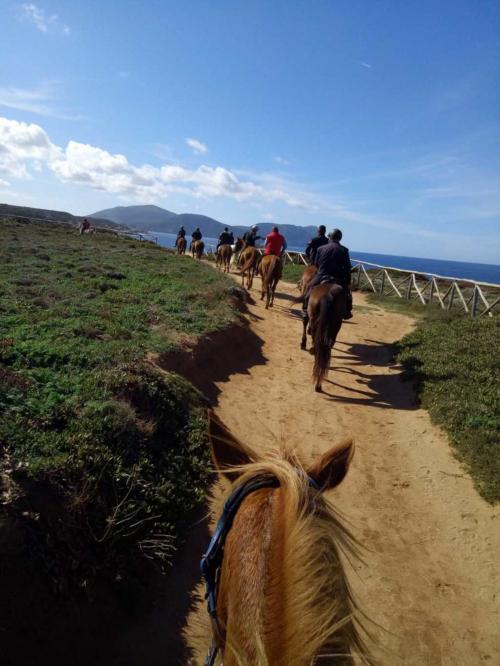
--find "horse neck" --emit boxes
[217,486,288,665]
[218,476,360,665]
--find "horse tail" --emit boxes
[313,286,341,389]
[240,254,255,275]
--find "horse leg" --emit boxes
[301,314,308,349]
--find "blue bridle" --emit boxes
[200,473,320,666]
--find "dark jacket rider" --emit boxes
[191,227,202,241]
[242,225,262,247]
[304,229,353,320]
[217,227,233,249]
[177,226,186,239]
[305,225,328,264]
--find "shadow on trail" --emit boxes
[159,321,266,405]
[319,339,417,410]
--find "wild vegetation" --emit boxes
[0,216,238,588]
[368,295,499,503]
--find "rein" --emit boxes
[200,473,320,666]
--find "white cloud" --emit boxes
[274,155,290,165]
[186,137,208,155]
[19,3,70,35]
[0,116,313,206]
[359,61,372,69]
[0,83,82,120]
[0,116,60,178]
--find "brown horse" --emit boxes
[299,264,318,297]
[192,239,205,260]
[239,246,260,289]
[259,254,282,308]
[186,411,368,665]
[216,244,233,273]
[302,283,346,392]
[176,236,187,255]
[233,237,245,266]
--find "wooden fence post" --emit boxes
[471,286,478,318]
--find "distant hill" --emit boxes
[0,203,127,231]
[90,204,319,249]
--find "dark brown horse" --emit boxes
[192,239,205,260]
[185,411,368,665]
[239,246,260,289]
[216,244,233,273]
[301,283,346,392]
[176,236,187,255]
[258,254,282,308]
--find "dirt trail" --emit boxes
[196,271,500,665]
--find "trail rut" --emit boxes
[187,271,500,665]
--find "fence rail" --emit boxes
[274,250,500,318]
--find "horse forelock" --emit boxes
[210,449,370,665]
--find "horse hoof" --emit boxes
[300,342,306,350]
[315,385,322,393]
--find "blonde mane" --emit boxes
[185,445,371,665]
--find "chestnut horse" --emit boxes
[216,244,232,273]
[239,246,260,289]
[259,254,282,308]
[176,236,187,255]
[192,240,205,260]
[186,411,368,665]
[299,264,318,297]
[301,283,346,392]
[233,237,245,266]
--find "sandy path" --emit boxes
[198,271,500,665]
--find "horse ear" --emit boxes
[208,410,256,481]
[307,439,354,490]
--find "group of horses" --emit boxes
[176,235,347,392]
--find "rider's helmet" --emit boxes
[318,225,326,234]
[330,228,342,241]
[224,227,228,232]
[251,225,259,231]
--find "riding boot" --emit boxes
[344,290,353,320]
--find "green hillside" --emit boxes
[0,215,238,588]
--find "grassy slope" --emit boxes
[368,294,499,503]
[0,217,237,584]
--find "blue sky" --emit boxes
[0,0,499,262]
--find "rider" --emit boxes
[303,228,353,320]
[264,226,287,256]
[190,227,202,251]
[305,225,328,264]
[217,227,233,251]
[242,225,262,247]
[177,225,186,239]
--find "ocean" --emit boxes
[152,231,500,285]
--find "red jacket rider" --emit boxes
[264,227,286,256]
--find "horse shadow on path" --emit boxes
[320,339,418,411]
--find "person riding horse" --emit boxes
[177,225,186,239]
[264,226,287,257]
[190,227,202,251]
[304,225,328,264]
[242,225,261,247]
[217,227,234,251]
[303,228,353,320]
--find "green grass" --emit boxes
[282,263,306,284]
[0,217,238,585]
[367,293,500,503]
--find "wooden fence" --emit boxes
[274,250,499,318]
